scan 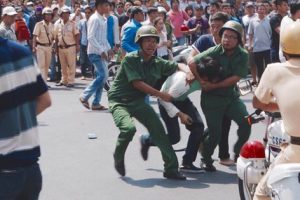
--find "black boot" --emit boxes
[113,154,125,176]
[163,171,187,180]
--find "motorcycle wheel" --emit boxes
[238,178,246,200]
[104,63,120,91]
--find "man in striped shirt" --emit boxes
[0,36,51,199]
[79,0,112,111]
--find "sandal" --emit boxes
[91,104,108,111]
[79,97,90,110]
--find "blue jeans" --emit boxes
[176,37,186,46]
[0,163,42,200]
[79,45,91,77]
[81,54,108,105]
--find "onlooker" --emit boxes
[158,6,173,49]
[14,7,31,46]
[248,3,272,81]
[70,1,85,26]
[32,7,54,83]
[168,0,190,45]
[79,0,112,111]
[28,6,43,38]
[186,5,209,44]
[154,17,169,59]
[142,6,158,25]
[78,5,92,80]
[269,0,288,62]
[118,1,132,28]
[54,6,80,87]
[279,1,300,62]
[107,2,120,49]
[0,35,51,200]
[242,2,257,84]
[121,6,144,53]
[0,6,17,41]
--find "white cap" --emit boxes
[26,1,34,6]
[2,6,17,16]
[51,4,59,10]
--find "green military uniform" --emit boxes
[108,51,179,173]
[194,44,251,165]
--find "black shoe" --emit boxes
[200,161,216,172]
[179,163,205,173]
[66,84,74,88]
[163,171,186,180]
[140,136,150,161]
[113,154,125,176]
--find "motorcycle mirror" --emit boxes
[237,79,253,96]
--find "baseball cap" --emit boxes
[61,6,71,13]
[26,1,34,6]
[194,5,203,10]
[245,2,255,7]
[2,6,17,16]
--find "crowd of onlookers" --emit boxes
[0,0,299,87]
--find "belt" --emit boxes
[58,44,76,49]
[290,136,300,145]
[37,42,51,47]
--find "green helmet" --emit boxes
[135,25,160,44]
[219,21,243,39]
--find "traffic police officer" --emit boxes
[32,7,54,82]
[54,6,80,87]
[253,20,300,200]
[108,26,187,180]
[188,21,251,171]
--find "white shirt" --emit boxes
[157,31,168,57]
[87,12,110,55]
[279,16,294,63]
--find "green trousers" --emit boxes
[201,97,251,165]
[109,99,179,173]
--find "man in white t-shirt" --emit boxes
[279,1,300,62]
[253,20,300,200]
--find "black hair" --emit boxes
[170,0,180,8]
[290,0,300,15]
[147,6,158,14]
[210,2,220,9]
[210,12,229,24]
[196,56,223,82]
[275,0,288,6]
[130,6,143,18]
[95,0,109,8]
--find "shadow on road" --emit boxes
[120,176,209,189]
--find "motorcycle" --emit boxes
[236,108,300,200]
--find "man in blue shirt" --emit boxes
[121,6,144,53]
[78,5,93,79]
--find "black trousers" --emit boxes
[158,98,204,164]
[253,49,271,81]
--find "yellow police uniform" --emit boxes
[33,20,54,81]
[54,19,79,85]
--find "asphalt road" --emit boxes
[37,78,264,200]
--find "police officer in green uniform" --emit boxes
[108,25,187,180]
[188,21,251,171]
